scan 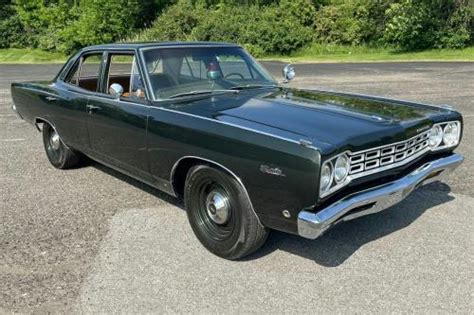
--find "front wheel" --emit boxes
[184,165,269,260]
[42,123,80,169]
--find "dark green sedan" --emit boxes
[11,42,464,259]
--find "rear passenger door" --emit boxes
[53,52,104,151]
[86,51,150,178]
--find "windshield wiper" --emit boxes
[230,84,279,90]
[168,89,239,99]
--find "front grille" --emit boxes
[349,130,431,179]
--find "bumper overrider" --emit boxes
[298,153,464,239]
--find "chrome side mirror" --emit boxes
[282,64,295,83]
[109,83,123,99]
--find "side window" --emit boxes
[107,54,145,99]
[66,62,80,85]
[65,53,102,92]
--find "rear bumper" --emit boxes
[298,153,463,239]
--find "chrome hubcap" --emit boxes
[205,190,230,225]
[50,131,60,150]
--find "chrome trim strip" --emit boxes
[139,44,240,53]
[157,107,305,147]
[169,155,264,227]
[350,129,430,155]
[86,93,152,108]
[298,153,464,239]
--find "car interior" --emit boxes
[66,48,271,100]
[66,53,145,99]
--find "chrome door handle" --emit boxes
[45,96,58,101]
[86,105,101,113]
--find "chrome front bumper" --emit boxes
[298,153,464,239]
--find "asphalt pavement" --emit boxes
[1,62,473,313]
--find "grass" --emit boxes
[1,45,473,64]
[262,44,474,63]
[0,48,67,64]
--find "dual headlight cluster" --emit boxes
[319,121,461,198]
[320,153,351,198]
[428,121,461,150]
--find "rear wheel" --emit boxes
[184,165,269,259]
[42,123,80,169]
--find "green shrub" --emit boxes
[314,0,393,45]
[383,0,473,51]
[251,6,313,54]
[191,6,259,43]
[0,2,29,48]
[60,0,141,53]
[191,4,312,55]
[6,0,473,55]
[242,43,265,58]
[135,0,205,41]
[435,2,473,49]
[279,0,317,28]
[14,0,143,53]
[383,0,436,51]
[136,2,312,55]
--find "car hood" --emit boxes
[166,88,457,155]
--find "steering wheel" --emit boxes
[224,73,245,80]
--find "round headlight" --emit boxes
[428,125,443,149]
[334,154,350,183]
[443,122,460,147]
[320,163,333,192]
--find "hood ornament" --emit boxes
[299,139,313,147]
[370,115,385,122]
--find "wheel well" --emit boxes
[171,156,264,227]
[34,118,47,132]
[171,157,240,198]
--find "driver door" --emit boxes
[86,51,150,178]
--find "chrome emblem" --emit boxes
[260,165,285,177]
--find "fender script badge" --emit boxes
[260,165,286,177]
[417,125,430,133]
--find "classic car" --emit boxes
[11,42,464,259]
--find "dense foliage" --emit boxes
[1,0,472,55]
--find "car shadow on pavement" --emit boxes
[91,162,454,267]
[246,183,454,266]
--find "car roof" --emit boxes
[82,41,241,52]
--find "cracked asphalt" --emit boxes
[1,62,473,313]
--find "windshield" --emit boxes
[141,46,277,100]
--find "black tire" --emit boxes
[184,165,269,259]
[42,123,80,169]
